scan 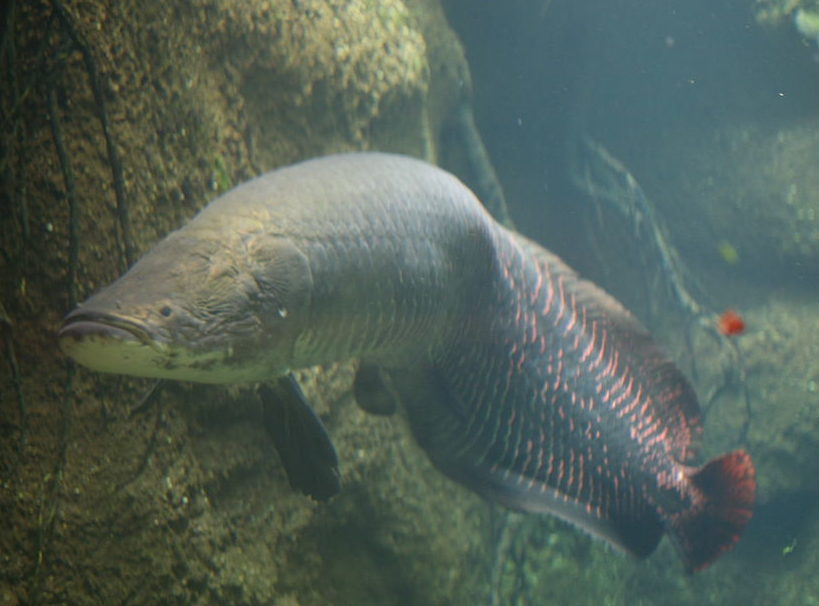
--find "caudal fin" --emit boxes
[670,450,756,573]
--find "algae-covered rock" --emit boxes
[0,1,490,604]
[755,0,819,26]
[654,120,819,283]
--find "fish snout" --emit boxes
[58,309,167,375]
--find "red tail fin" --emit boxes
[670,450,756,572]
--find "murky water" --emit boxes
[2,1,818,604]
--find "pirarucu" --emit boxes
[59,153,756,572]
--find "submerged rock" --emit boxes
[0,1,491,604]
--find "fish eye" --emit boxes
[160,305,173,317]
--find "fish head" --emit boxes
[58,230,312,383]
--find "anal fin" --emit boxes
[258,374,341,501]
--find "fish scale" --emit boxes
[408,224,752,570]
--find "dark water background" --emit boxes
[446,0,819,291]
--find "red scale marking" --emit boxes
[608,372,628,397]
[579,319,598,363]
[610,378,634,411]
[630,385,645,413]
[521,440,534,479]
[600,344,617,377]
[531,268,543,304]
[641,417,660,443]
[639,417,662,443]
[599,382,616,404]
[590,330,610,373]
[546,448,555,480]
[618,387,642,419]
[542,266,555,315]
[565,298,579,335]
[554,276,567,324]
[577,454,586,498]
[638,397,652,418]
[645,426,669,450]
[636,428,654,450]
[528,314,538,346]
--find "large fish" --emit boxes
[58,153,755,572]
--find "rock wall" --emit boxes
[0,1,491,604]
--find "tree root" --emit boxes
[52,0,135,269]
[570,136,752,442]
[0,301,27,474]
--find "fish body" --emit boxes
[59,153,755,571]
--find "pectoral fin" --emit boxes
[353,362,399,416]
[258,374,340,501]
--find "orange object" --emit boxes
[718,309,745,336]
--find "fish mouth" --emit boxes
[58,310,171,376]
[58,309,273,383]
[58,310,161,349]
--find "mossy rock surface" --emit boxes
[0,1,487,604]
